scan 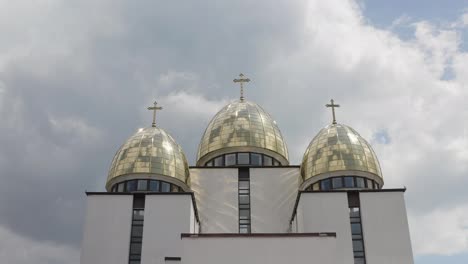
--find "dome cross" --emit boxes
[147,101,163,127]
[326,99,340,124]
[233,73,250,101]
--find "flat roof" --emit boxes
[85,191,200,223]
[189,165,301,169]
[290,188,407,223]
[181,232,336,238]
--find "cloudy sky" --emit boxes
[0,0,467,263]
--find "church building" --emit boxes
[80,74,414,264]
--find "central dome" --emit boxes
[196,100,289,166]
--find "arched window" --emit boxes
[111,179,183,193]
[305,176,380,191]
[204,152,282,167]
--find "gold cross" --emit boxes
[326,99,340,124]
[147,101,163,127]
[233,73,250,101]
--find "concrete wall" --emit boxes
[181,235,338,264]
[81,195,133,264]
[141,195,195,264]
[190,168,238,233]
[360,192,414,264]
[296,192,354,264]
[250,167,300,232]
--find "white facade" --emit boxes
[141,195,199,264]
[360,192,414,264]
[189,168,239,233]
[81,193,198,264]
[250,167,300,233]
[181,234,338,264]
[81,167,414,264]
[294,192,355,263]
[80,195,133,264]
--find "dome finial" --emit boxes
[147,101,163,127]
[233,73,250,101]
[326,99,340,124]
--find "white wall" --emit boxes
[296,192,354,264]
[190,168,239,233]
[181,235,338,264]
[141,195,195,264]
[81,195,133,264]
[250,167,300,232]
[360,192,414,264]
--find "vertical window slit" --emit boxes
[238,168,251,233]
[348,192,366,264]
[129,195,145,264]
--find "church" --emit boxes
[80,74,414,264]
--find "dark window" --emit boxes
[239,209,249,219]
[203,152,283,167]
[214,156,224,167]
[239,195,250,204]
[351,223,362,234]
[367,179,373,189]
[239,168,249,180]
[356,177,365,188]
[251,153,262,165]
[239,225,250,233]
[161,182,171,192]
[126,180,137,192]
[332,177,343,189]
[131,226,143,237]
[263,156,273,166]
[238,153,250,165]
[321,179,331,190]
[349,204,366,263]
[354,257,365,264]
[225,154,236,166]
[133,209,144,220]
[171,184,179,192]
[352,240,364,252]
[137,180,147,191]
[130,243,142,255]
[149,180,160,192]
[350,207,360,218]
[129,200,145,264]
[239,181,249,190]
[238,168,251,233]
[344,177,355,188]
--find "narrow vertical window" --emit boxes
[129,195,145,264]
[348,192,366,264]
[238,168,251,233]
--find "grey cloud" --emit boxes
[0,0,467,260]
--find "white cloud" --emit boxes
[0,225,79,264]
[0,0,467,260]
[409,205,468,255]
[161,91,228,117]
[48,115,103,145]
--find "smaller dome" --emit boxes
[301,123,383,187]
[106,127,190,191]
[196,100,289,166]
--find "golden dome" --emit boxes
[301,123,383,185]
[106,127,190,191]
[196,100,289,165]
